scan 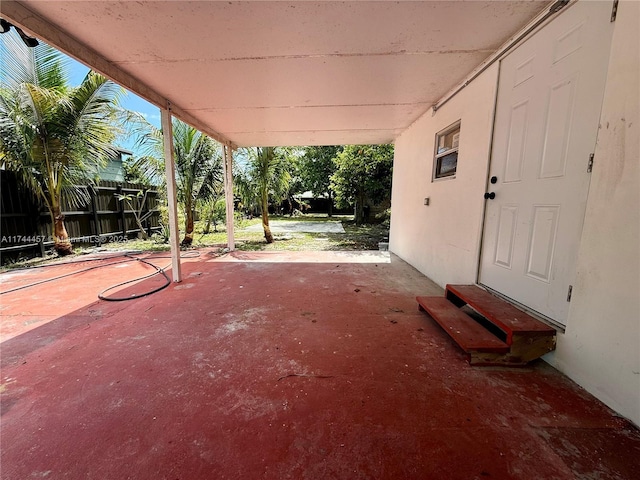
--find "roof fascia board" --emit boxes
[1,1,236,148]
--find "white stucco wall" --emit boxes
[390,1,639,426]
[546,0,640,426]
[389,64,498,287]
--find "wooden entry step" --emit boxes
[417,284,556,366]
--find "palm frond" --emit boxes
[0,38,121,235]
[63,72,123,167]
[0,29,69,90]
[122,109,164,161]
[60,176,92,210]
[234,147,292,213]
[194,146,224,202]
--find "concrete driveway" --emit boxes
[244,219,346,234]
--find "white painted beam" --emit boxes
[161,105,182,282]
[0,0,236,149]
[223,145,235,251]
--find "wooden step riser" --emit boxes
[470,352,529,366]
[461,336,556,366]
[469,338,556,366]
[510,334,556,363]
[465,335,556,366]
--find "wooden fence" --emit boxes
[0,170,162,263]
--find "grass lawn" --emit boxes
[1,215,389,270]
[175,214,389,252]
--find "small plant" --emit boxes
[116,190,154,239]
[234,211,248,229]
[200,197,227,234]
[151,223,171,244]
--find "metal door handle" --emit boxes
[484,192,496,200]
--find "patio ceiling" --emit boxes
[1,1,549,147]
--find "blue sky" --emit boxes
[68,56,161,156]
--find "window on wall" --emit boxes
[433,121,461,180]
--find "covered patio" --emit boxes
[1,250,638,479]
[1,0,639,477]
[0,0,565,283]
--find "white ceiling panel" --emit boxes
[1,0,551,146]
[127,52,490,109]
[229,129,406,148]
[198,104,428,135]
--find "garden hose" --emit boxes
[0,250,200,301]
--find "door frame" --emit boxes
[473,0,610,331]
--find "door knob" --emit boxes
[484,192,496,200]
[490,176,498,184]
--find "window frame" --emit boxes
[432,121,461,181]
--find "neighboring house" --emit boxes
[390,1,638,425]
[96,148,132,183]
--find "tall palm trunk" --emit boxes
[182,203,194,246]
[52,204,72,255]
[261,190,274,243]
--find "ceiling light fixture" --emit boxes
[0,19,11,34]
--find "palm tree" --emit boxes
[0,31,122,255]
[235,147,292,243]
[128,116,223,245]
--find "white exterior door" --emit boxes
[479,1,614,325]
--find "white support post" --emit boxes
[161,103,182,282]
[223,144,235,251]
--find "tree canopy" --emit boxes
[298,146,341,216]
[331,144,394,224]
[299,146,341,196]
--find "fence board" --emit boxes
[0,170,161,264]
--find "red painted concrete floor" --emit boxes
[1,249,639,479]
